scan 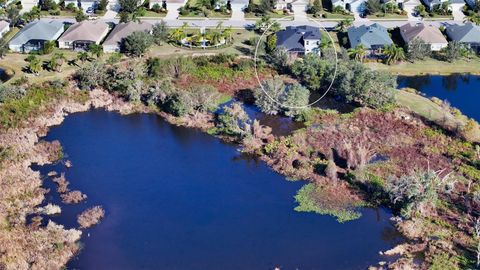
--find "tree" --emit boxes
[119,0,139,13]
[222,26,233,43]
[258,0,275,13]
[6,5,21,26]
[123,31,153,57]
[88,44,103,59]
[215,102,251,138]
[291,53,330,91]
[48,52,66,72]
[77,51,90,64]
[347,44,367,62]
[283,83,310,118]
[444,41,462,62]
[383,44,405,65]
[365,0,382,14]
[406,38,431,62]
[266,34,277,54]
[97,0,108,10]
[169,23,187,43]
[75,9,88,22]
[26,56,42,75]
[332,61,397,108]
[42,40,56,55]
[254,77,286,115]
[386,169,452,218]
[271,46,288,71]
[119,11,130,22]
[336,18,353,32]
[309,0,322,15]
[74,61,107,90]
[152,21,169,45]
[254,15,280,33]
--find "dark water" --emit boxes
[35,110,402,270]
[398,74,480,122]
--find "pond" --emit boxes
[35,110,402,270]
[398,74,480,122]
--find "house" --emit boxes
[79,0,98,12]
[347,23,393,53]
[399,23,448,51]
[58,21,110,50]
[9,20,64,53]
[276,25,321,55]
[154,0,187,11]
[103,22,152,52]
[0,21,10,39]
[421,0,448,10]
[446,23,480,53]
[331,0,366,13]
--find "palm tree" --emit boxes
[50,52,66,72]
[222,26,233,44]
[88,44,103,59]
[383,44,405,65]
[209,31,222,46]
[27,56,42,75]
[170,24,188,44]
[77,51,89,64]
[336,18,353,32]
[347,44,367,62]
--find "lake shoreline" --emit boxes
[1,76,478,269]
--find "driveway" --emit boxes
[292,4,308,21]
[451,1,466,21]
[403,0,422,21]
[230,3,245,21]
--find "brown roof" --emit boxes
[58,21,109,42]
[103,22,152,47]
[400,23,447,44]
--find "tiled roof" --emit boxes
[9,20,64,46]
[347,23,393,49]
[276,25,321,52]
[446,23,480,43]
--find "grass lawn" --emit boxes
[368,13,408,19]
[140,10,166,17]
[366,58,480,76]
[308,12,354,20]
[179,11,231,19]
[147,29,259,57]
[423,13,453,20]
[2,27,20,42]
[0,48,108,84]
[396,90,463,131]
[39,10,77,17]
[244,10,292,19]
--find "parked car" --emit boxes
[86,7,94,14]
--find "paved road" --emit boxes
[43,16,463,30]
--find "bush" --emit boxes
[0,85,26,103]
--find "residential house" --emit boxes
[79,0,98,12]
[399,23,448,51]
[152,0,187,11]
[331,0,366,13]
[0,21,10,39]
[347,23,393,53]
[421,0,448,10]
[9,20,64,53]
[58,21,110,50]
[276,25,321,55]
[446,23,480,53]
[103,22,152,52]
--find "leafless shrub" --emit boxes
[77,206,105,229]
[52,173,70,193]
[325,159,338,182]
[61,191,87,204]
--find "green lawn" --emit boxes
[147,29,259,57]
[245,10,291,19]
[366,58,480,76]
[141,10,167,17]
[396,90,464,132]
[308,12,354,20]
[368,12,408,19]
[39,10,77,17]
